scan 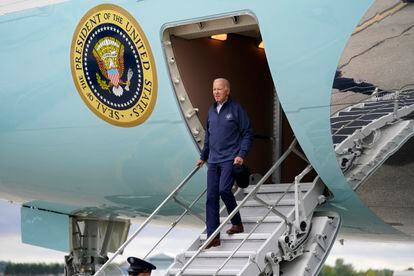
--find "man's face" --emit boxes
[213,80,230,104]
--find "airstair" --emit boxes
[94,140,340,276]
[166,167,340,276]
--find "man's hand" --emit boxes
[233,156,244,165]
[196,159,205,167]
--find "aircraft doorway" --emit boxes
[163,14,306,182]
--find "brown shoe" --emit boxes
[226,223,244,235]
[204,237,221,249]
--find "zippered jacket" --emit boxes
[200,98,253,164]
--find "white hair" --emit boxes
[213,78,231,91]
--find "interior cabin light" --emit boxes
[211,34,227,41]
[258,41,264,49]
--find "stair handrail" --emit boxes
[143,188,207,259]
[94,165,202,276]
[212,165,316,275]
[175,138,299,276]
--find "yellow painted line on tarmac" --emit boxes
[353,2,408,34]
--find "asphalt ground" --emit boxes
[338,1,414,91]
[331,0,414,237]
[332,1,414,113]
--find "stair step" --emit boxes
[200,233,270,240]
[192,237,270,251]
[168,268,240,275]
[218,217,283,232]
[184,251,255,258]
[251,192,306,201]
[220,216,283,223]
[244,183,313,194]
[174,251,253,270]
[239,199,295,207]
[237,204,293,217]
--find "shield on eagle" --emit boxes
[92,37,132,96]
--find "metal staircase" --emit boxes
[167,175,340,276]
[94,139,341,276]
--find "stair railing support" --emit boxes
[294,165,313,233]
[278,165,316,262]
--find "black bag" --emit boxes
[232,164,251,188]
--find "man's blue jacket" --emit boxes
[200,98,253,164]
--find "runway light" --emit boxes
[258,41,264,49]
[211,34,227,41]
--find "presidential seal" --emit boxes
[70,4,157,127]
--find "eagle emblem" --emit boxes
[71,4,157,127]
[92,37,133,97]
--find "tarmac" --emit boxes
[338,1,414,91]
[331,1,414,114]
[331,0,414,238]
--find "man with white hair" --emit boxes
[197,78,253,249]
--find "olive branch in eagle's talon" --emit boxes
[96,73,110,92]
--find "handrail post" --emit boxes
[94,166,200,276]
[294,165,312,231]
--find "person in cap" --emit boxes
[196,78,253,249]
[127,257,156,276]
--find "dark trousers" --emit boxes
[206,161,242,237]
